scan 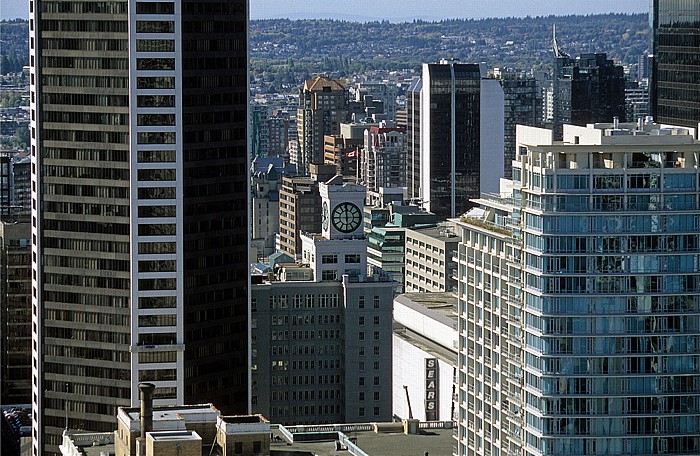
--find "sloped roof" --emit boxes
[304,76,345,92]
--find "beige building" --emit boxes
[404,223,459,293]
[277,165,336,258]
[297,77,349,173]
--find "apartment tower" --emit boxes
[29,0,249,453]
[297,76,349,174]
[456,122,700,456]
[651,0,700,128]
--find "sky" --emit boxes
[250,0,649,22]
[1,0,648,21]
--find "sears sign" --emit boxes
[425,358,439,421]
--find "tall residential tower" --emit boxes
[30,0,249,453]
[456,122,700,456]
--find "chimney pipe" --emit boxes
[613,116,619,130]
[139,383,156,439]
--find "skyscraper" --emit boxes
[30,0,249,453]
[419,60,504,218]
[297,76,349,174]
[651,0,700,128]
[406,77,422,202]
[552,32,626,140]
[456,121,700,456]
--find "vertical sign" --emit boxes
[425,358,439,421]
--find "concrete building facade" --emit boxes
[404,223,459,294]
[30,0,250,451]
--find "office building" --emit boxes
[651,0,700,129]
[359,123,406,193]
[393,293,457,422]
[251,158,292,260]
[552,46,626,140]
[250,104,270,159]
[323,135,362,180]
[0,221,31,405]
[406,78,422,201]
[363,188,408,235]
[354,82,398,121]
[404,223,459,294]
[252,179,394,425]
[267,111,290,158]
[419,60,504,218]
[626,82,651,123]
[498,71,542,179]
[297,77,349,173]
[455,122,700,456]
[30,0,249,452]
[367,226,406,293]
[277,165,336,259]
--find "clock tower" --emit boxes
[320,175,366,240]
[300,175,368,282]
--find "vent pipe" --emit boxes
[139,383,156,439]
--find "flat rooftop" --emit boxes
[123,404,218,423]
[395,293,458,322]
[271,426,454,456]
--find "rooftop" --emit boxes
[272,423,455,456]
[395,293,458,322]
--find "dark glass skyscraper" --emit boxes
[651,0,700,128]
[30,0,249,453]
[552,53,626,140]
[419,61,504,218]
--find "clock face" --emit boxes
[331,202,362,233]
[322,201,329,231]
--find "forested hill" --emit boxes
[251,13,649,88]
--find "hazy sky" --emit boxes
[1,0,648,21]
[250,0,649,22]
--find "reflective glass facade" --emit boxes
[421,62,481,218]
[651,0,700,128]
[457,124,700,456]
[553,54,626,141]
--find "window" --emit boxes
[359,377,365,386]
[359,296,365,308]
[373,346,380,356]
[359,331,365,341]
[373,331,380,341]
[322,254,338,264]
[373,295,380,308]
[373,316,380,325]
[374,391,380,401]
[359,392,365,400]
[359,317,365,325]
[359,407,365,416]
[321,270,338,281]
[373,377,380,386]
[374,361,380,371]
[374,406,380,416]
[345,254,361,263]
